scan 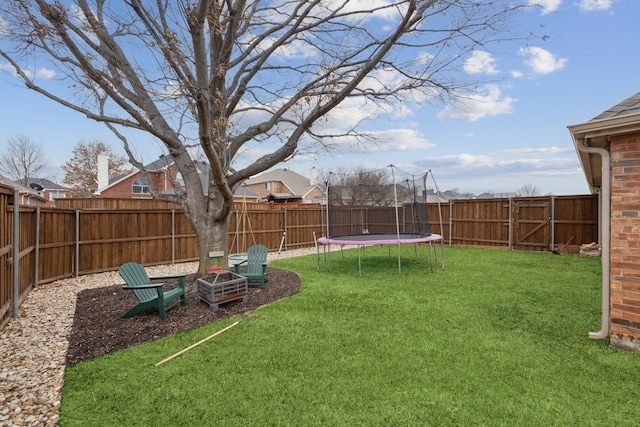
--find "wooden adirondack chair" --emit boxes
[119,262,187,319]
[233,244,269,288]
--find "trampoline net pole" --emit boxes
[390,165,401,274]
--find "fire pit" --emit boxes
[197,270,248,312]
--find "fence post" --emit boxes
[34,207,40,289]
[75,210,80,276]
[448,200,453,247]
[350,209,353,236]
[12,189,19,318]
[550,196,556,252]
[171,209,176,264]
[508,198,513,250]
[283,208,288,251]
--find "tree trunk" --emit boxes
[194,214,230,276]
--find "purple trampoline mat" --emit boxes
[317,233,442,246]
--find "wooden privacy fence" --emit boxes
[437,195,598,251]
[1,189,598,328]
[324,195,597,252]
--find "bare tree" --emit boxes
[329,167,395,207]
[0,135,47,187]
[61,140,133,196]
[0,1,538,275]
[516,184,541,196]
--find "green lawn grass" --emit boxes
[60,247,639,426]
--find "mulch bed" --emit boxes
[66,267,301,365]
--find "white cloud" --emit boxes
[420,151,581,180]
[415,52,435,64]
[69,4,102,44]
[0,63,56,80]
[305,127,433,154]
[364,128,434,152]
[321,0,406,21]
[36,68,56,79]
[0,15,8,36]
[436,85,515,122]
[245,34,320,61]
[411,150,587,194]
[358,67,405,94]
[0,63,15,75]
[273,38,319,60]
[530,0,563,14]
[579,0,613,12]
[519,47,567,74]
[464,51,499,76]
[501,146,574,155]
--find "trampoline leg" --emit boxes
[358,245,362,276]
[428,242,434,272]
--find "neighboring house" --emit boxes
[23,178,72,207]
[426,189,473,202]
[96,154,176,198]
[96,154,260,202]
[0,174,48,207]
[568,91,640,352]
[242,167,325,204]
[233,186,260,203]
[162,172,260,202]
[475,191,517,199]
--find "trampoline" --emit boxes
[318,233,442,246]
[317,233,443,275]
[316,166,445,275]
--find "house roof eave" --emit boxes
[568,112,640,142]
[568,112,640,192]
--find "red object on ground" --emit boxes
[206,267,223,274]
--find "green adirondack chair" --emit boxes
[119,262,187,319]
[233,244,269,288]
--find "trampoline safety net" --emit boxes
[324,166,433,238]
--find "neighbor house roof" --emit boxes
[0,174,26,190]
[568,91,640,192]
[144,155,175,171]
[266,192,302,202]
[244,168,318,197]
[24,178,68,190]
[0,174,48,203]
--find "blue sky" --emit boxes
[0,0,638,196]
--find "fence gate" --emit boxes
[512,199,550,251]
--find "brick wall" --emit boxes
[609,132,640,351]
[304,186,325,203]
